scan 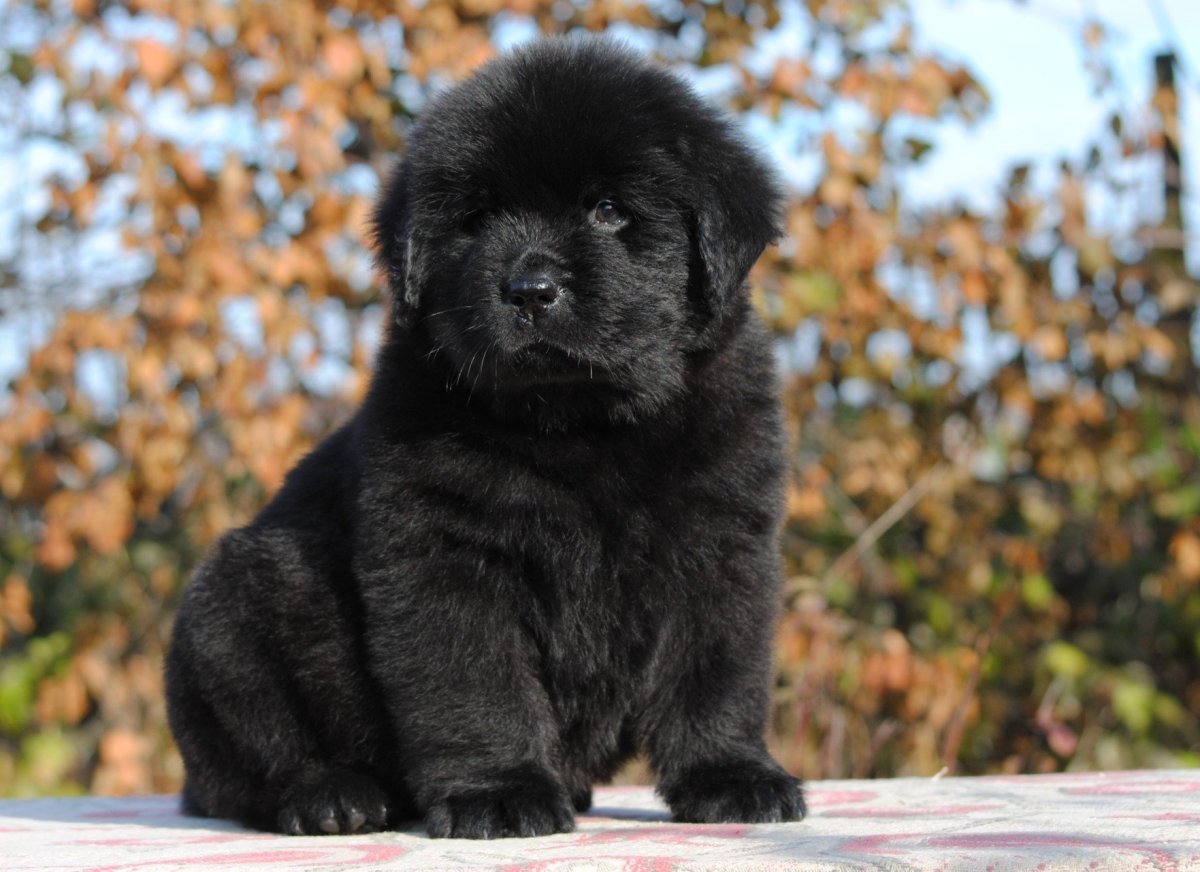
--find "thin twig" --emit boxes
[940,586,1017,773]
[1136,227,1200,249]
[822,463,944,584]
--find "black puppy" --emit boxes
[166,37,804,839]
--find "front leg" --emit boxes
[661,757,804,825]
[422,763,575,839]
[646,551,805,825]
[358,552,574,839]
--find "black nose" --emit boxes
[501,276,560,319]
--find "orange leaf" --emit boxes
[1030,326,1068,361]
[1170,532,1200,582]
[133,39,175,88]
[322,33,364,85]
[961,269,988,305]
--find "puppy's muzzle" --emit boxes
[501,275,560,321]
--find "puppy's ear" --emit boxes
[687,125,782,348]
[372,161,427,327]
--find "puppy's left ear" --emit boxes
[688,123,783,348]
[372,160,428,327]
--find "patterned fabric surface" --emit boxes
[2,769,1198,871]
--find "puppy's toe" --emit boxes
[426,774,574,839]
[571,788,593,813]
[507,790,575,837]
[664,759,805,825]
[277,768,391,835]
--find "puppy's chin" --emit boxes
[504,370,609,387]
[501,342,613,388]
[449,344,660,430]
[486,383,655,432]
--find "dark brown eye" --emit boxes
[460,207,491,234]
[592,200,627,227]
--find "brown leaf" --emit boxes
[132,39,175,88]
[1030,326,1068,361]
[322,33,364,85]
[1170,532,1200,582]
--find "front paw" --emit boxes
[276,768,391,835]
[425,772,575,839]
[664,760,805,824]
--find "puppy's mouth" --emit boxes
[501,341,611,387]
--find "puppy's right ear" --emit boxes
[683,119,783,350]
[372,161,427,327]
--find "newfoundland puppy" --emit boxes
[166,37,804,839]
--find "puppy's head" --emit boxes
[373,38,781,423]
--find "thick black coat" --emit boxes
[165,37,805,839]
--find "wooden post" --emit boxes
[1149,51,1195,387]
[1152,52,1186,273]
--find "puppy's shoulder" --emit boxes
[693,308,782,423]
[259,424,359,524]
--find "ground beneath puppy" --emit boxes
[2,770,1197,870]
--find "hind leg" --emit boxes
[169,611,394,834]
[166,536,401,834]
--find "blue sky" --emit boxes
[2,0,1197,399]
[908,0,1200,271]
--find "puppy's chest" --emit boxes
[513,468,681,685]
[521,551,658,712]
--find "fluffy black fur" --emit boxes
[165,37,804,839]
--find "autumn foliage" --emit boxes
[1,0,1197,795]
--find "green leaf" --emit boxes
[1181,425,1200,460]
[786,270,841,314]
[0,633,72,735]
[1152,693,1186,729]
[927,596,954,636]
[892,556,918,593]
[1021,573,1055,610]
[16,729,81,797]
[1153,485,1200,520]
[5,52,34,85]
[902,137,934,163]
[1112,678,1155,735]
[1043,641,1089,680]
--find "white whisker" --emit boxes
[420,305,476,322]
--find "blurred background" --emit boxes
[1,0,1198,797]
